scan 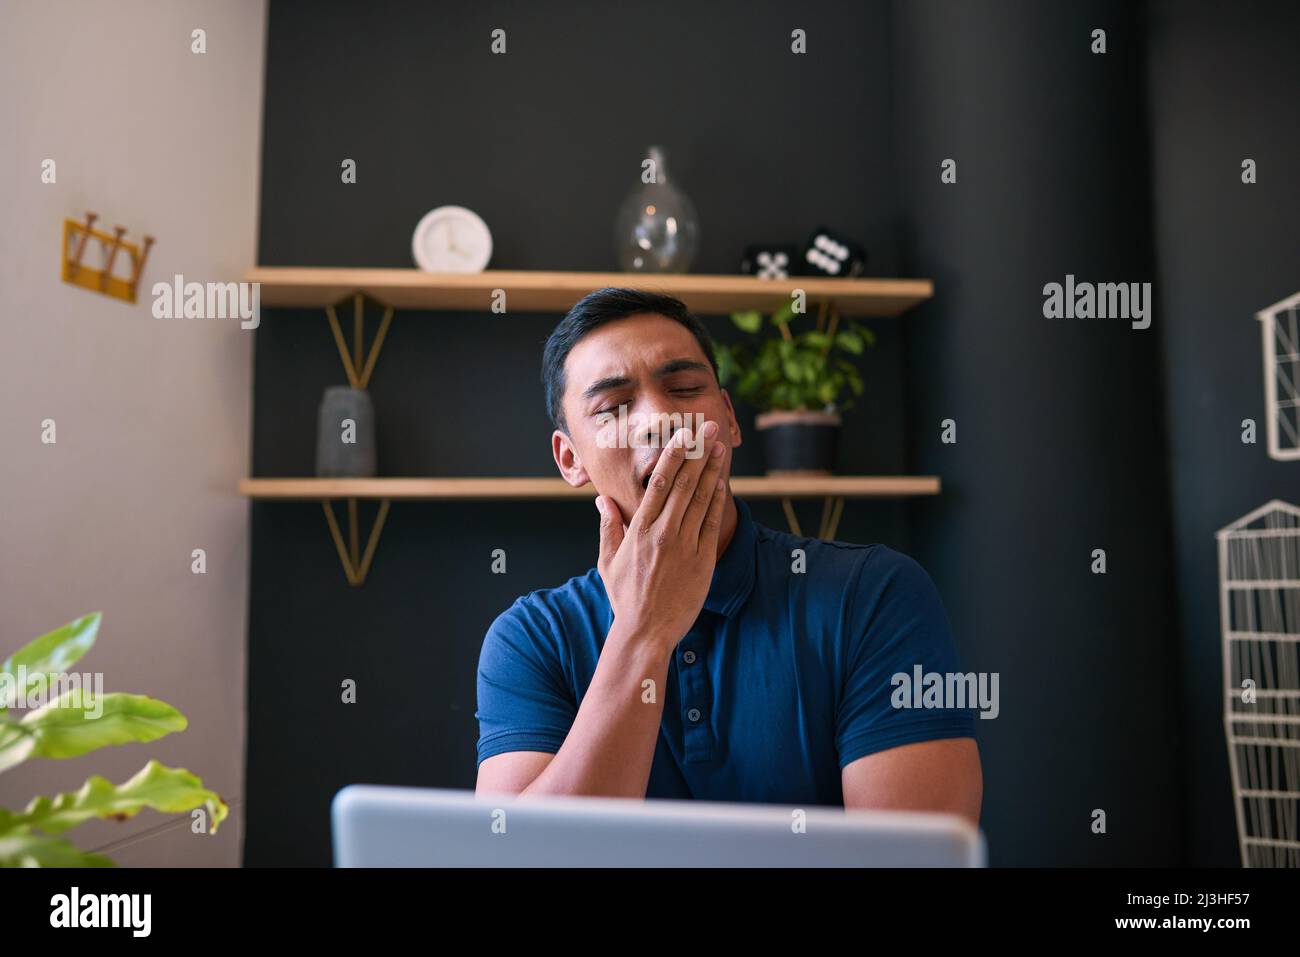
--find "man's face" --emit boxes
[552,313,742,524]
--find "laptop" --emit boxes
[331,785,986,867]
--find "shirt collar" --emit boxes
[703,495,758,617]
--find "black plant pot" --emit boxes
[755,410,841,475]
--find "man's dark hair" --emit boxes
[542,287,719,433]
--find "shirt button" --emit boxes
[687,707,702,722]
[682,650,697,664]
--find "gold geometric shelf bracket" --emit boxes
[780,495,845,540]
[321,497,391,586]
[324,291,395,389]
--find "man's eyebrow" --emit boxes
[654,358,710,377]
[579,358,710,402]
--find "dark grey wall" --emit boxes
[1145,0,1300,866]
[247,0,908,866]
[891,1,1183,865]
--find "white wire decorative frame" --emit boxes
[1217,499,1300,867]
[1257,291,1300,461]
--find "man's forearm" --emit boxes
[521,621,672,799]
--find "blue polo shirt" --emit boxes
[475,495,976,806]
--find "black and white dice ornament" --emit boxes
[799,227,866,277]
[740,244,798,279]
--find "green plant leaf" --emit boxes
[1,613,100,711]
[770,301,796,328]
[0,759,228,837]
[0,830,114,867]
[20,693,186,761]
[0,720,35,774]
[730,310,763,333]
[835,331,865,354]
[850,320,878,346]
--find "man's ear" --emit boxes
[720,388,743,448]
[552,429,591,488]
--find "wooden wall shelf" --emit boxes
[244,268,933,317]
[239,476,940,500]
[242,476,939,583]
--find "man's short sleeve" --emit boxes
[835,547,978,769]
[475,596,577,767]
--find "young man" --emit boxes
[475,287,983,825]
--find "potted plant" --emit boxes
[713,301,874,474]
[0,612,228,866]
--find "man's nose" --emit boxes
[630,401,690,448]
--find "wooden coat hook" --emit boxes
[62,211,155,304]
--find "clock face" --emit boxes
[411,206,493,273]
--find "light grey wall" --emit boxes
[0,0,266,865]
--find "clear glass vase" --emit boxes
[614,145,699,273]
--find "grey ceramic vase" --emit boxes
[315,386,376,477]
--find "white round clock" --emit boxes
[411,205,493,273]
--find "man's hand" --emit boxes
[594,420,730,655]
